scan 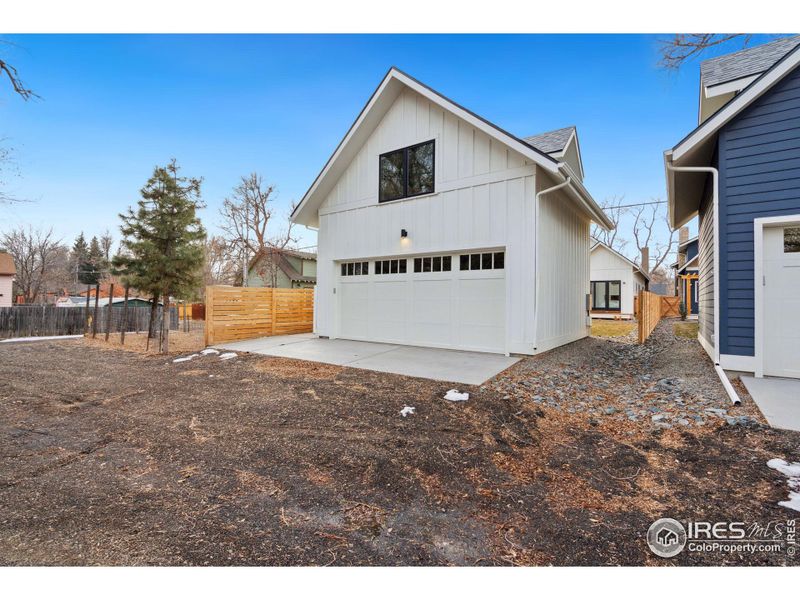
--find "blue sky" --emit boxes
[0,34,777,256]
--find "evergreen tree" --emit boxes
[114,160,206,352]
[71,232,89,285]
[80,235,105,285]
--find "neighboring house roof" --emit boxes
[0,252,16,276]
[590,240,651,281]
[677,235,698,252]
[291,67,613,230]
[523,126,576,154]
[671,254,699,275]
[665,43,800,228]
[701,36,800,88]
[249,248,317,284]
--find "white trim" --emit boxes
[673,46,800,162]
[719,353,756,372]
[703,74,760,99]
[753,213,800,378]
[698,331,714,360]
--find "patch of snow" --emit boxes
[173,354,199,363]
[400,406,416,417]
[0,334,84,343]
[444,389,469,402]
[219,352,237,361]
[767,459,800,513]
[201,348,220,355]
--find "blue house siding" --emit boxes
[684,239,699,262]
[718,64,800,356]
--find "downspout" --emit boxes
[532,176,571,352]
[665,163,740,405]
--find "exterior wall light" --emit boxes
[400,229,408,238]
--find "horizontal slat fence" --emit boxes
[0,305,178,339]
[637,291,662,344]
[205,286,314,345]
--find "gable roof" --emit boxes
[0,252,15,276]
[249,248,317,284]
[590,240,650,281]
[701,36,800,89]
[678,235,698,252]
[665,43,800,228]
[523,126,576,154]
[291,67,613,230]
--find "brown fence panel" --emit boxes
[205,286,314,345]
[637,290,662,344]
[660,295,680,318]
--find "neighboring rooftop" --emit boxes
[523,126,576,155]
[701,36,800,88]
[0,251,16,276]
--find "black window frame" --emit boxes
[459,251,505,271]
[341,261,369,277]
[378,140,435,203]
[591,280,622,311]
[413,255,453,273]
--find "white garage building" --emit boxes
[589,241,650,320]
[291,68,612,356]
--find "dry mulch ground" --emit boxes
[0,330,798,566]
[82,329,205,355]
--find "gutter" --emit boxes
[532,176,572,352]
[665,163,741,405]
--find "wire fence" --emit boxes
[0,305,181,339]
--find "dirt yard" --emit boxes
[1,330,798,566]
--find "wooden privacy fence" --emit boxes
[660,295,680,318]
[205,286,314,345]
[637,290,662,344]
[0,305,177,339]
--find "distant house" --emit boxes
[671,227,700,318]
[0,252,15,308]
[664,36,800,378]
[56,295,157,308]
[247,248,317,289]
[590,241,649,319]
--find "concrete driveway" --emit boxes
[215,334,520,385]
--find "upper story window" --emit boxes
[379,140,434,203]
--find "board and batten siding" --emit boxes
[315,86,584,354]
[589,245,638,317]
[535,171,591,351]
[717,63,800,357]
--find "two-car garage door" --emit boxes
[337,251,506,353]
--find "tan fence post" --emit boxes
[270,289,277,336]
[205,286,214,346]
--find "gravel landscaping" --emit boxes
[491,319,764,431]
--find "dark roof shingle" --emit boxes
[701,36,800,88]
[523,126,575,155]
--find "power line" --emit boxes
[605,200,667,210]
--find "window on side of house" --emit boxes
[379,140,435,203]
[459,251,505,271]
[591,280,621,311]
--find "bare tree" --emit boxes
[100,229,114,261]
[658,34,752,70]
[591,195,629,252]
[1,226,66,303]
[219,173,298,286]
[0,44,38,101]
[631,201,676,275]
[204,235,239,286]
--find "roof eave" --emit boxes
[559,164,614,230]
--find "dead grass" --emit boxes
[591,319,636,338]
[673,321,699,339]
[82,329,205,354]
